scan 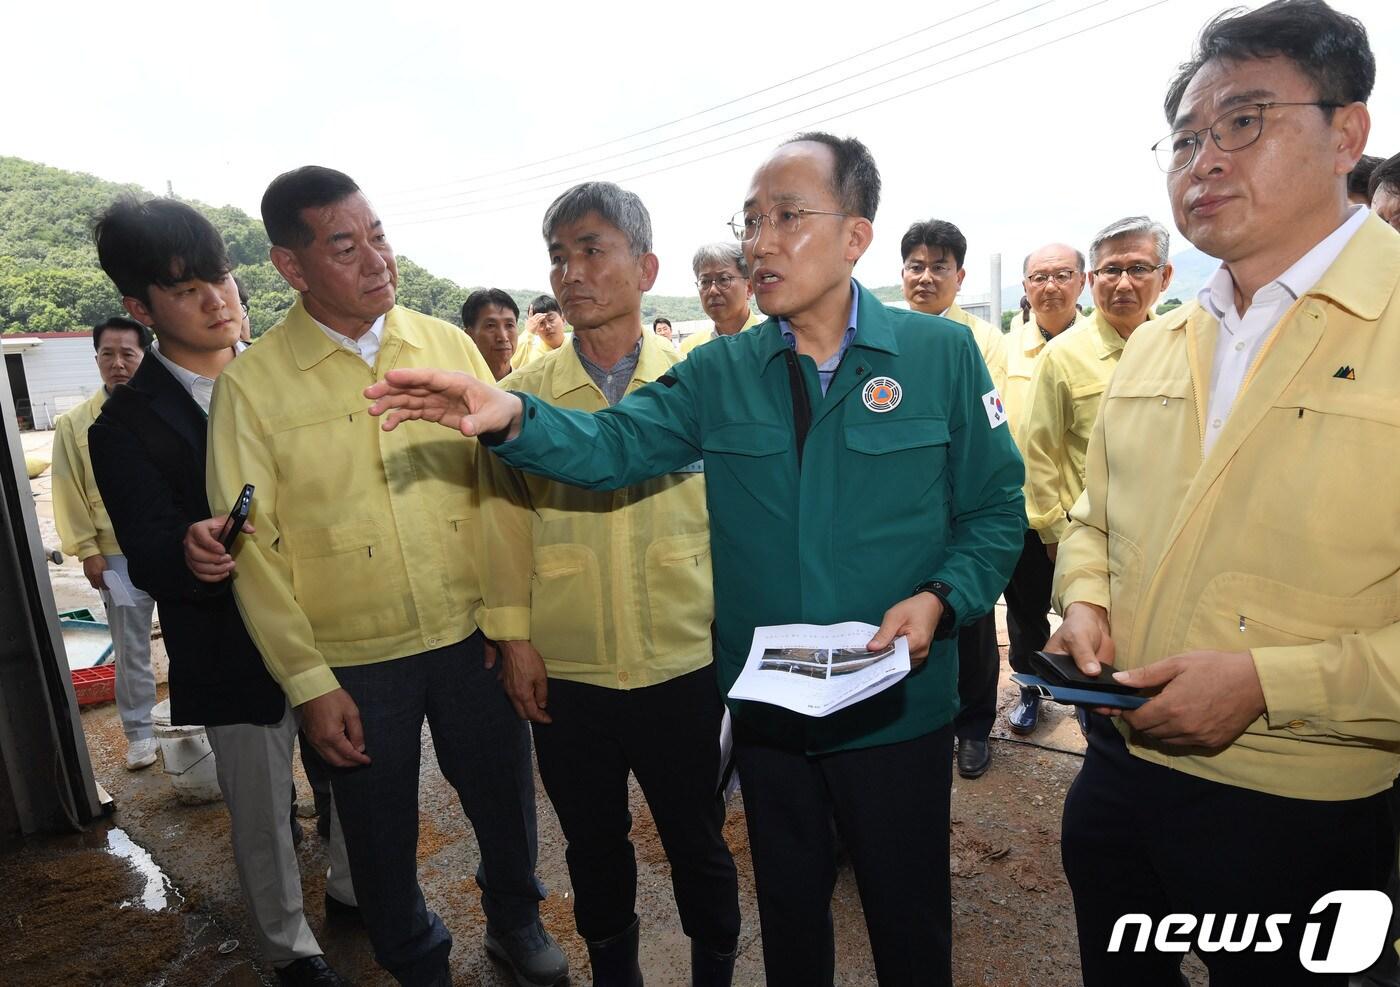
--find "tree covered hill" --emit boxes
[0,156,710,335]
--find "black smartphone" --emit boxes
[218,484,255,553]
[1030,650,1141,696]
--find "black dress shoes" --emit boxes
[956,739,992,779]
[275,955,351,986]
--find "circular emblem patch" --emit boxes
[862,376,902,413]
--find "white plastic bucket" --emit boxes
[150,699,222,804]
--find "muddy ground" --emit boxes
[6,429,1208,986]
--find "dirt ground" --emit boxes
[7,428,1201,986]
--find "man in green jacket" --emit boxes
[366,132,1025,987]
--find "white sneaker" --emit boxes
[125,738,158,771]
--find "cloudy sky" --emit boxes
[7,0,1398,301]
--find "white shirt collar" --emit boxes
[1198,204,1370,320]
[313,313,387,367]
[149,339,245,414]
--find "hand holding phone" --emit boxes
[217,484,255,553]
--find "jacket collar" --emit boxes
[549,329,669,401]
[286,297,422,371]
[758,280,897,368]
[121,349,208,453]
[1086,309,1128,360]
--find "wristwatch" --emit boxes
[913,580,959,640]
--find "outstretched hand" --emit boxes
[365,368,524,439]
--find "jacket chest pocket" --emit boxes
[1185,573,1400,653]
[530,543,605,664]
[1101,376,1196,536]
[843,417,950,498]
[1069,380,1107,439]
[1252,393,1400,554]
[645,531,713,658]
[287,519,412,643]
[439,495,479,606]
[700,421,792,512]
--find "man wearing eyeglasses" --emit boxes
[1021,216,1172,562]
[364,131,1026,987]
[1048,2,1400,983]
[681,242,760,355]
[1003,243,1087,736]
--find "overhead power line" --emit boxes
[391,0,1172,229]
[378,0,1016,201]
[382,0,1057,212]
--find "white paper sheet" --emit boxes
[727,622,911,717]
[102,568,138,607]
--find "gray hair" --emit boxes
[1022,245,1086,275]
[691,242,749,279]
[1089,216,1171,267]
[542,181,652,255]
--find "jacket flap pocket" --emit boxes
[844,417,950,455]
[289,520,380,559]
[534,543,594,579]
[702,421,789,457]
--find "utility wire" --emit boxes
[392,0,1169,228]
[382,0,1057,211]
[378,0,1016,200]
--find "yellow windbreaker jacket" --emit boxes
[679,309,762,357]
[943,302,1009,394]
[1055,215,1400,800]
[207,300,493,706]
[1022,310,1125,544]
[478,333,713,689]
[1005,311,1085,446]
[51,388,120,560]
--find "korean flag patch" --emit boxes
[982,388,1008,429]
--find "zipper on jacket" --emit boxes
[783,349,812,469]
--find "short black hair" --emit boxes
[782,132,881,221]
[1370,152,1400,203]
[1349,154,1383,200]
[528,294,561,316]
[653,317,672,330]
[92,316,152,352]
[1164,0,1375,122]
[900,220,967,267]
[93,197,232,306]
[462,288,520,329]
[260,165,362,249]
[233,273,249,307]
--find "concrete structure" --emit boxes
[3,333,102,430]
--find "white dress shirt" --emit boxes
[314,313,386,368]
[1197,205,1368,453]
[150,340,246,415]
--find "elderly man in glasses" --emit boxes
[364,131,1025,987]
[1003,243,1087,735]
[1021,216,1172,564]
[681,242,760,355]
[1048,1,1400,982]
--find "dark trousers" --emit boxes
[1062,713,1397,987]
[531,666,739,950]
[954,611,999,741]
[327,633,544,986]
[1003,528,1054,672]
[733,725,954,987]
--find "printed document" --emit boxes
[727,622,911,717]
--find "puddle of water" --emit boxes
[105,826,182,911]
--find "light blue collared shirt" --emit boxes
[779,279,860,395]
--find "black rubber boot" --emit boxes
[586,916,643,987]
[690,940,736,987]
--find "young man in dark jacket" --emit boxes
[88,196,354,987]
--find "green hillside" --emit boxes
[0,156,709,334]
